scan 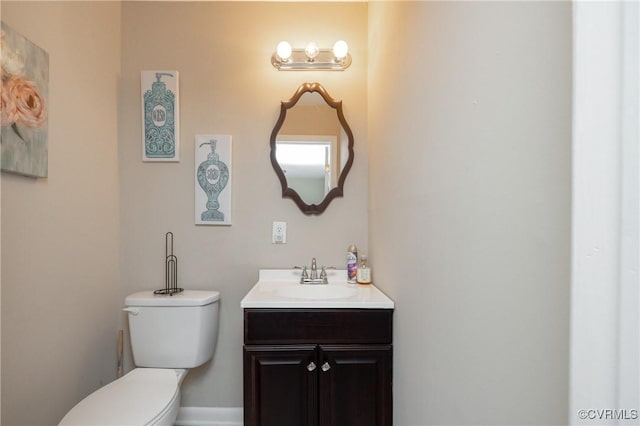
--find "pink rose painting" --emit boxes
[1,22,49,178]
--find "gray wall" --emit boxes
[1,1,574,424]
[1,2,368,422]
[118,1,368,407]
[1,1,121,424]
[368,2,572,425]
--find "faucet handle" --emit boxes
[294,265,309,279]
[319,266,335,281]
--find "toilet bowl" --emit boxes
[59,368,186,426]
[59,290,220,426]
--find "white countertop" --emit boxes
[240,269,395,309]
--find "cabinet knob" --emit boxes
[321,362,331,372]
[307,361,316,372]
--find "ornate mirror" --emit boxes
[270,82,354,214]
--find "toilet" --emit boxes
[59,290,220,426]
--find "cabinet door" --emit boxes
[318,345,392,426]
[244,345,318,426]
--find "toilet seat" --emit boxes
[59,368,184,426]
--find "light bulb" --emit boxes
[276,41,292,62]
[304,42,320,61]
[333,40,349,60]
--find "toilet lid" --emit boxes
[59,368,180,426]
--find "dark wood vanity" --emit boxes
[243,308,393,426]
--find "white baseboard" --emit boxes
[175,407,243,426]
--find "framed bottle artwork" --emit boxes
[141,70,179,162]
[194,135,232,226]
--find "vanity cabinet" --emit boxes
[243,308,393,426]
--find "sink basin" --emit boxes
[276,284,357,300]
[240,269,395,309]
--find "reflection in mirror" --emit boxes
[275,137,335,205]
[270,83,354,214]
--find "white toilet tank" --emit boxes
[125,290,220,368]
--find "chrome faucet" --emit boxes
[310,258,318,280]
[295,258,334,284]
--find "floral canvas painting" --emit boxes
[1,22,49,178]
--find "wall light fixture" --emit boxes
[271,40,352,71]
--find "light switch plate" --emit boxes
[272,221,287,244]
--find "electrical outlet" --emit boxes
[272,221,287,244]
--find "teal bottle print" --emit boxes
[197,139,229,221]
[143,72,177,160]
